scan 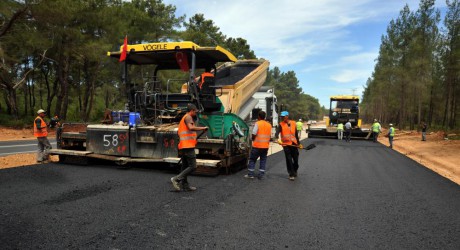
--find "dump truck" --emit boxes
[250,86,279,135]
[50,41,269,175]
[307,95,370,139]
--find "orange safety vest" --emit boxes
[280,120,297,145]
[252,120,272,148]
[177,114,197,149]
[34,116,48,137]
[199,72,214,89]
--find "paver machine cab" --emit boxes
[308,95,369,139]
[51,41,269,175]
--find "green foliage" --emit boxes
[181,13,226,46]
[265,67,321,120]
[362,0,459,130]
[0,113,31,128]
[0,0,321,126]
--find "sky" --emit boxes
[164,0,448,107]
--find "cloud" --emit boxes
[171,0,400,67]
[330,69,371,83]
[165,0,444,106]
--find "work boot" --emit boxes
[244,174,254,179]
[182,183,197,192]
[170,177,181,191]
[289,176,295,181]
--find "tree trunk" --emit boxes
[30,79,35,116]
[5,86,19,119]
[86,80,95,121]
[23,83,28,116]
[54,55,69,119]
[82,61,91,122]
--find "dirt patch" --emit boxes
[379,129,460,185]
[0,127,58,169]
[0,126,459,185]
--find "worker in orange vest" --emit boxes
[198,67,214,89]
[171,104,208,191]
[34,109,52,163]
[275,111,300,181]
[244,110,272,180]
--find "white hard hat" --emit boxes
[299,119,302,121]
[389,123,393,126]
[37,109,46,114]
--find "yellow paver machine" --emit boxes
[307,95,370,139]
[50,41,269,175]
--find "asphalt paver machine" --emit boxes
[308,95,369,139]
[50,41,269,175]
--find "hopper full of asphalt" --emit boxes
[1,139,459,249]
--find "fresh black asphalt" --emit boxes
[1,138,459,249]
[0,139,57,156]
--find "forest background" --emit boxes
[0,0,459,132]
[0,0,322,127]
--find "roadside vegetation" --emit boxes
[361,0,460,133]
[0,0,322,128]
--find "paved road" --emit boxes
[0,139,57,156]
[1,138,459,249]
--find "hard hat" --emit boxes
[37,109,46,114]
[299,119,302,122]
[389,123,393,126]
[374,119,378,122]
[280,111,289,117]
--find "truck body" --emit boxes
[50,41,269,175]
[250,86,278,135]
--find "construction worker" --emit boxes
[171,104,208,191]
[296,119,303,139]
[244,110,272,180]
[371,119,382,143]
[49,115,61,128]
[345,120,352,142]
[421,122,427,141]
[198,67,214,89]
[388,123,395,148]
[34,109,52,163]
[276,111,300,181]
[337,122,344,140]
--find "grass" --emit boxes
[0,113,32,128]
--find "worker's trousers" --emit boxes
[283,146,299,177]
[247,147,268,177]
[337,129,343,140]
[176,148,196,184]
[346,129,352,142]
[37,136,52,162]
[372,132,379,142]
[389,136,394,148]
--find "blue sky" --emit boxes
[164,0,447,107]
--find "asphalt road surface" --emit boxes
[1,138,459,249]
[0,139,57,156]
